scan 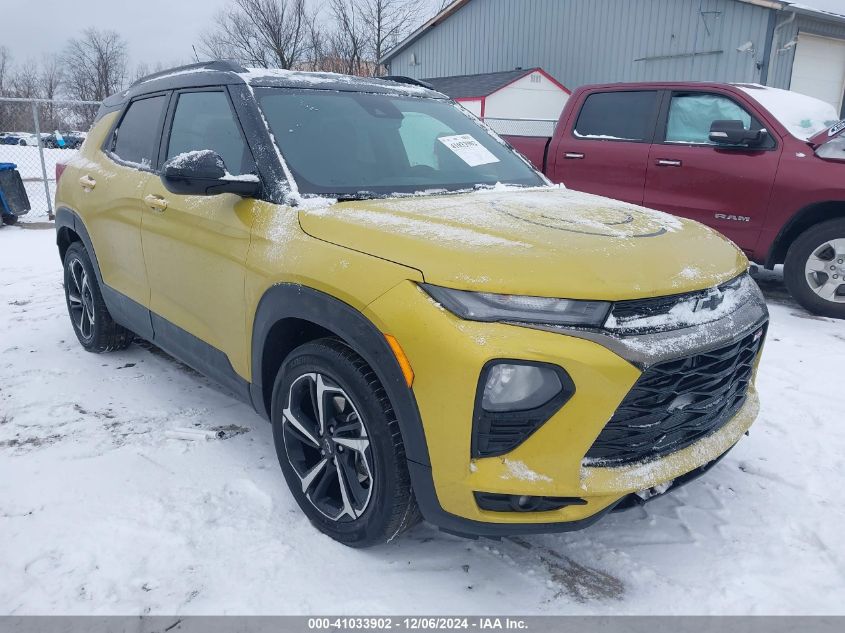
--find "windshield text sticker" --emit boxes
[438,134,500,167]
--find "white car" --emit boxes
[7,132,39,146]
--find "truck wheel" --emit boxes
[62,242,134,352]
[271,338,419,547]
[784,219,845,319]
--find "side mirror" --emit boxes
[709,120,767,148]
[161,150,260,197]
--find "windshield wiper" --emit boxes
[335,192,382,202]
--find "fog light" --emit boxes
[472,361,575,457]
[482,363,562,412]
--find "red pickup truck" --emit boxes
[505,82,845,319]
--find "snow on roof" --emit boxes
[783,0,845,21]
[736,83,840,140]
[239,67,442,97]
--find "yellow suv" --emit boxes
[55,61,768,546]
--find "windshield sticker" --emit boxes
[829,120,845,137]
[438,134,500,167]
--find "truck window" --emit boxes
[666,93,753,145]
[573,91,659,142]
[666,94,751,145]
[166,91,252,176]
[112,95,167,168]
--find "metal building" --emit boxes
[383,0,845,115]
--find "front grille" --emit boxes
[608,274,746,332]
[585,326,765,466]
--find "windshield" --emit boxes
[737,84,840,141]
[255,88,545,196]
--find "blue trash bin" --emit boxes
[0,162,30,225]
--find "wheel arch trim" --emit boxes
[765,200,845,268]
[55,206,105,285]
[250,283,431,467]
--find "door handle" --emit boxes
[144,194,168,212]
[78,175,96,190]
[656,159,683,167]
[564,152,585,159]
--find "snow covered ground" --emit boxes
[1,225,844,615]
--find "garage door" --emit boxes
[790,32,845,113]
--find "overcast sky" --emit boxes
[2,0,442,72]
[3,0,228,68]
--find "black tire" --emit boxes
[62,242,133,352]
[271,338,419,547]
[784,219,845,319]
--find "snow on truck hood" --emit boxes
[737,84,840,141]
[298,187,748,301]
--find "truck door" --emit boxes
[549,90,661,205]
[644,91,780,251]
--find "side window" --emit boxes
[666,93,755,145]
[166,91,252,176]
[112,95,167,168]
[574,91,659,142]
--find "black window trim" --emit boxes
[571,89,663,145]
[101,91,172,173]
[158,85,260,182]
[655,89,779,152]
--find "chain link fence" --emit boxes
[0,97,101,222]
[485,118,558,137]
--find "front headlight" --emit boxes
[421,284,610,327]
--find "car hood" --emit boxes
[298,187,748,301]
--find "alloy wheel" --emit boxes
[804,238,845,303]
[282,372,374,522]
[67,258,96,340]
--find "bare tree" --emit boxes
[131,61,168,84]
[63,28,128,102]
[39,54,64,130]
[329,0,368,76]
[360,0,421,74]
[0,46,11,96]
[200,0,312,69]
[10,60,39,99]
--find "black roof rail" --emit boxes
[382,75,435,90]
[130,60,248,87]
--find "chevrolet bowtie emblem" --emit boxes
[695,291,724,312]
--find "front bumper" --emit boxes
[364,281,766,535]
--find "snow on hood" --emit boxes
[738,84,840,141]
[298,187,747,301]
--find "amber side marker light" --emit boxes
[385,334,414,387]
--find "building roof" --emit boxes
[381,0,845,63]
[423,68,541,98]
